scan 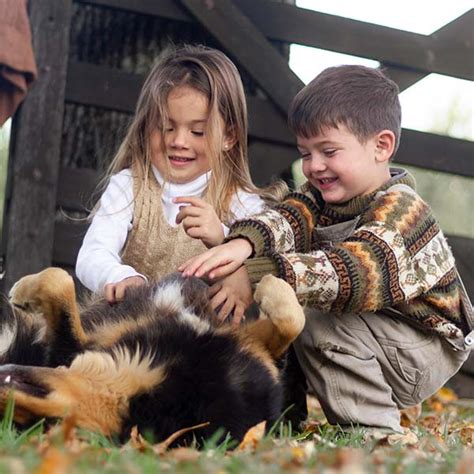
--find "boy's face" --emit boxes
[297,125,392,204]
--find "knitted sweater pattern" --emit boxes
[229,169,468,340]
[121,164,207,283]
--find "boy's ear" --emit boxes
[374,130,396,162]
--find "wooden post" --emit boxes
[1,0,72,295]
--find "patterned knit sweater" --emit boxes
[228,168,470,341]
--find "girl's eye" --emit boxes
[192,131,204,136]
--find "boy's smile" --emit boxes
[151,85,212,184]
[297,125,392,204]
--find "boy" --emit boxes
[180,65,472,433]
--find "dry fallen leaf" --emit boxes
[435,387,458,403]
[400,404,422,427]
[386,430,419,446]
[237,421,266,451]
[165,446,201,463]
[129,425,151,452]
[457,448,474,474]
[152,422,210,454]
[333,447,365,474]
[35,447,72,474]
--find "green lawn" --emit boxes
[0,390,472,473]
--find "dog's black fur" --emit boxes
[0,269,304,445]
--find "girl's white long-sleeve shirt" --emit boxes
[75,166,265,294]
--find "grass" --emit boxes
[0,391,472,473]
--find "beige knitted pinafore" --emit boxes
[121,164,207,283]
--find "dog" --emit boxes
[0,268,305,445]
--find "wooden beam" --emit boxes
[1,0,73,295]
[248,140,296,186]
[382,11,474,91]
[235,1,473,81]
[179,0,303,114]
[65,62,293,144]
[53,221,88,267]
[76,0,191,21]
[66,62,141,113]
[396,130,474,178]
[57,167,100,211]
[76,0,472,81]
[447,234,474,299]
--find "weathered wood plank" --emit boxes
[65,62,294,144]
[65,62,474,177]
[53,221,89,267]
[57,167,100,211]
[76,0,191,22]
[180,0,303,114]
[382,11,474,92]
[396,130,474,178]
[1,0,73,295]
[76,0,472,80]
[447,235,474,299]
[66,62,141,113]
[248,140,296,186]
[235,1,473,81]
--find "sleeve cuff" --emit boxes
[244,257,280,286]
[226,226,268,257]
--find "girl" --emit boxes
[76,45,284,303]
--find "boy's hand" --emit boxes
[175,196,224,248]
[179,239,253,279]
[104,276,146,304]
[209,266,253,326]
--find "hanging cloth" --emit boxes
[0,0,37,126]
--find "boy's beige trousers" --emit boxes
[293,308,469,432]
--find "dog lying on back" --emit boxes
[0,268,305,444]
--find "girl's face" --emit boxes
[150,86,212,184]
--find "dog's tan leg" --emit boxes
[0,348,166,435]
[239,275,305,359]
[9,267,87,347]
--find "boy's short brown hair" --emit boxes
[288,65,401,156]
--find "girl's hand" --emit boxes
[175,196,224,248]
[209,266,253,326]
[179,239,253,280]
[104,276,146,304]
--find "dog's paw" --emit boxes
[254,275,305,337]
[9,268,73,315]
[254,275,297,314]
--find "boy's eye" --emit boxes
[299,152,311,160]
[324,149,337,157]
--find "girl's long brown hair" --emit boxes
[103,44,286,223]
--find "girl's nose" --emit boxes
[170,129,188,149]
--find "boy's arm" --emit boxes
[243,190,457,315]
[227,184,321,257]
[179,185,321,279]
